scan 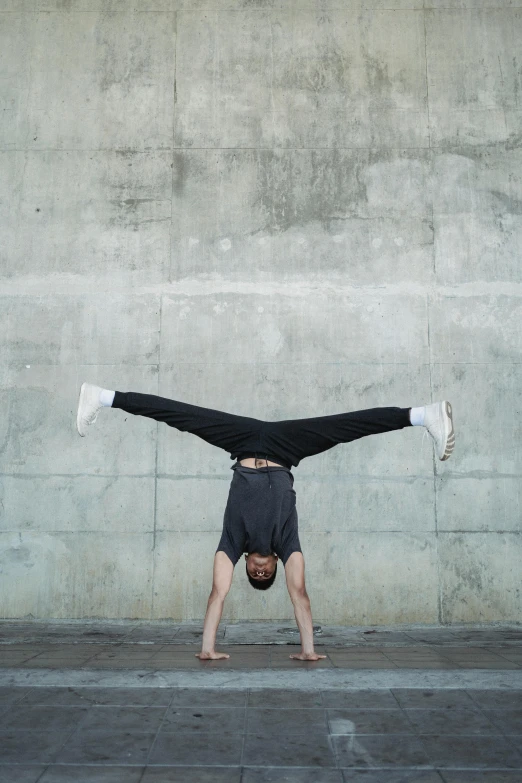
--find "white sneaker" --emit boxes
[424,401,455,461]
[76,382,104,437]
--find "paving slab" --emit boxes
[2,669,522,691]
[1,622,521,779]
[0,768,47,783]
[38,769,144,783]
[342,774,442,783]
[2,621,520,648]
[0,685,519,779]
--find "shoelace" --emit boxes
[86,409,99,425]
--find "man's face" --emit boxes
[245,553,278,581]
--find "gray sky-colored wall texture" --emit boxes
[0,0,521,623]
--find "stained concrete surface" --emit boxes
[2,620,522,646]
[2,623,522,778]
[1,0,521,626]
[0,685,521,780]
[2,621,522,687]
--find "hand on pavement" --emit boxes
[289,652,327,661]
[195,651,230,660]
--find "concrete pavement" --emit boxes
[1,622,521,780]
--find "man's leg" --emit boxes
[76,382,261,455]
[263,402,454,466]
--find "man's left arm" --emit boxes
[284,552,326,661]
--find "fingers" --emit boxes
[195,652,231,660]
[289,654,327,661]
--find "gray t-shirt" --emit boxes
[217,464,301,566]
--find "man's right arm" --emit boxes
[196,551,234,660]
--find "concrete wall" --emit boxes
[0,0,520,624]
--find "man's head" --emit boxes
[245,553,278,590]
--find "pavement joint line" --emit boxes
[3,643,522,649]
[2,668,522,690]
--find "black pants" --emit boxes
[113,391,412,469]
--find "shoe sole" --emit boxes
[76,382,87,437]
[440,400,455,461]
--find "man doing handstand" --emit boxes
[76,383,455,661]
